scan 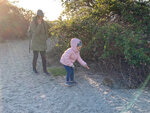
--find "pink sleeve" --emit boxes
[77,53,87,67]
[63,50,73,67]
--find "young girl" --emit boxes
[60,38,89,86]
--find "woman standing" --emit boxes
[28,9,50,75]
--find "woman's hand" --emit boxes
[37,16,43,24]
[37,19,42,24]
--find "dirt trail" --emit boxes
[0,40,150,113]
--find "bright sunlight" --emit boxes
[8,0,63,21]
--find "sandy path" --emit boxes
[0,40,150,113]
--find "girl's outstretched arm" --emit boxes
[77,53,87,67]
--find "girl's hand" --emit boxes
[85,65,90,69]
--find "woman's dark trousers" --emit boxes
[33,51,47,72]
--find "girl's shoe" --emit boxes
[69,81,77,84]
[64,82,72,87]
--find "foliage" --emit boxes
[49,0,150,88]
[0,0,34,40]
[87,23,150,66]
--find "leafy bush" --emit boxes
[86,23,150,66]
[49,0,150,88]
[0,0,34,40]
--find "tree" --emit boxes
[0,0,34,40]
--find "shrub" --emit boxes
[0,1,34,40]
[48,0,150,88]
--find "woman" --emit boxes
[28,9,50,75]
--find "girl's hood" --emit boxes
[70,38,81,52]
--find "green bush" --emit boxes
[48,0,150,88]
[86,23,150,66]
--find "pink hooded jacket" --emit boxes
[60,38,87,67]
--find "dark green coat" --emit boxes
[28,17,49,51]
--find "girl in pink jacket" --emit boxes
[60,38,89,87]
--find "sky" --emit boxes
[8,0,64,21]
